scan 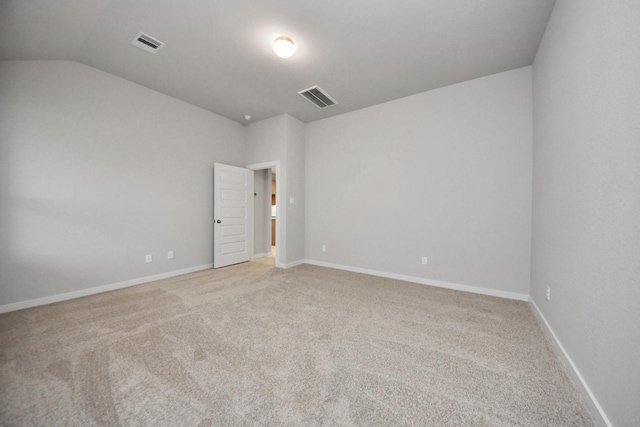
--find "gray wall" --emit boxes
[245,113,305,266]
[245,115,288,266]
[0,60,245,306]
[284,115,305,264]
[245,115,287,167]
[252,169,270,256]
[531,1,640,425]
[305,67,533,295]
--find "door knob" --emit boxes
[216,220,221,223]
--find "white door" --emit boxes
[214,163,253,268]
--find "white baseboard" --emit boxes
[0,264,213,314]
[284,259,305,269]
[252,252,271,259]
[304,259,529,301]
[529,298,611,427]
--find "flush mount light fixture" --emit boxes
[273,36,295,58]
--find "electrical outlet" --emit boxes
[546,286,551,301]
[421,256,428,265]
[167,250,174,259]
[145,254,153,263]
[322,245,326,252]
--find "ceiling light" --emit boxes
[273,36,295,58]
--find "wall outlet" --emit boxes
[421,256,428,265]
[322,245,327,252]
[167,250,174,259]
[145,254,153,263]
[546,286,551,301]
[289,197,295,204]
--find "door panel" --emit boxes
[214,163,253,268]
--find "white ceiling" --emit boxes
[0,0,556,124]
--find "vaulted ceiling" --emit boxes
[0,0,556,124]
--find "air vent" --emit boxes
[131,32,165,54]
[298,86,338,109]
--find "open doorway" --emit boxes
[247,161,283,267]
[252,169,273,259]
[270,168,277,257]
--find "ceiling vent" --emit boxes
[298,86,338,109]
[131,32,165,54]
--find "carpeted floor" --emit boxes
[0,259,594,426]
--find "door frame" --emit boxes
[247,161,284,268]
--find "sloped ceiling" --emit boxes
[0,0,556,124]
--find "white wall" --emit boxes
[305,67,532,296]
[531,1,640,425]
[0,60,245,307]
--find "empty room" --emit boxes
[1,0,638,426]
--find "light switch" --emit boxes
[289,197,295,204]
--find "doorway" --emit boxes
[247,161,283,267]
[270,168,277,257]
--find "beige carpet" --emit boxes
[0,260,594,426]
